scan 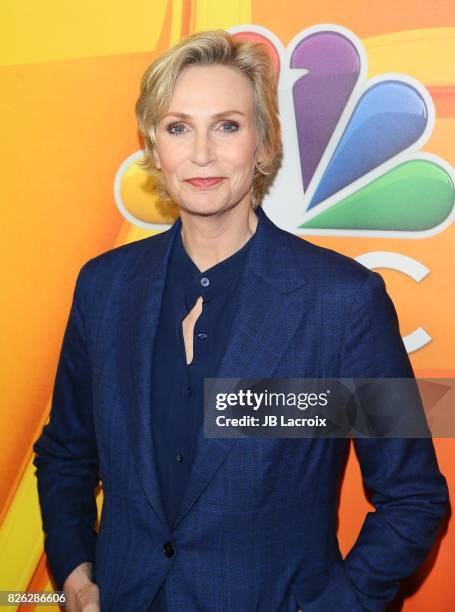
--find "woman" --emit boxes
[33,30,449,612]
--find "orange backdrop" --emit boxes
[1,1,453,610]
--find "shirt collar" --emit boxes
[172,210,260,308]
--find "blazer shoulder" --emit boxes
[286,230,378,290]
[77,229,170,285]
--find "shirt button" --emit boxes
[200,277,210,287]
[187,386,192,396]
[197,332,208,340]
[176,452,184,463]
[163,541,175,558]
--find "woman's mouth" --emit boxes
[184,177,225,189]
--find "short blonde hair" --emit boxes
[135,29,282,209]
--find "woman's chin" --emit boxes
[179,199,229,217]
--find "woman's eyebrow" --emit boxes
[162,110,246,119]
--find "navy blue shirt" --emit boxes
[149,214,258,611]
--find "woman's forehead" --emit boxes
[168,65,255,112]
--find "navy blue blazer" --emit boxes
[33,206,449,612]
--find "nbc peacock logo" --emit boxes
[115,24,455,237]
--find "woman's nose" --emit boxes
[191,132,216,165]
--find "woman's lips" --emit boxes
[184,177,225,189]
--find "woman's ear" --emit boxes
[255,147,267,168]
[153,150,161,170]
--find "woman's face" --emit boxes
[153,64,260,216]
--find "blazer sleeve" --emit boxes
[32,262,100,591]
[338,270,450,612]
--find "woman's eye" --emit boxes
[167,123,186,136]
[220,120,239,133]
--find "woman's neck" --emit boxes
[179,203,259,273]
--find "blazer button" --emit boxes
[163,541,175,558]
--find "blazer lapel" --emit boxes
[120,218,182,529]
[171,207,311,529]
